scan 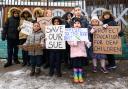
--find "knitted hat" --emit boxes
[91,15,103,25]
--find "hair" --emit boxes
[52,16,62,25]
[20,11,32,18]
[100,10,115,21]
[71,18,83,28]
[62,12,73,20]
[74,5,81,9]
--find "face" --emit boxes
[13,12,19,17]
[73,21,81,28]
[33,23,41,32]
[67,14,72,20]
[24,12,29,18]
[46,10,52,17]
[53,19,60,25]
[91,19,99,26]
[74,7,81,17]
[104,14,110,19]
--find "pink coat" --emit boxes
[68,41,87,58]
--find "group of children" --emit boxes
[1,6,123,83]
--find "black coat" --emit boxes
[2,16,20,40]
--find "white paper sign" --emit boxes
[64,28,88,41]
[45,25,65,49]
[21,20,33,35]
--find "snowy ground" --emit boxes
[0,60,128,89]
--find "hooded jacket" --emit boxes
[19,8,33,40]
[2,7,21,40]
[33,8,44,20]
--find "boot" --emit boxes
[30,67,35,76]
[73,68,79,83]
[14,60,20,64]
[4,62,12,68]
[78,68,84,83]
[35,67,41,76]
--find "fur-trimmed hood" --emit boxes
[8,7,21,17]
[20,8,33,20]
[33,8,44,18]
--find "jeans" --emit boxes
[30,55,42,67]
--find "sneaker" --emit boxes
[35,67,41,76]
[92,66,98,73]
[100,67,108,74]
[14,60,20,64]
[107,65,117,70]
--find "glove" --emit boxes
[103,24,108,28]
[90,28,96,33]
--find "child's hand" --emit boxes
[90,28,96,33]
[85,41,91,48]
[103,24,108,28]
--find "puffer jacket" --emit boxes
[24,30,45,56]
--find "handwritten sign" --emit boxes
[93,26,122,54]
[64,28,88,41]
[45,25,65,49]
[37,17,52,31]
[21,20,33,35]
[19,44,43,51]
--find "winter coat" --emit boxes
[68,41,87,58]
[19,8,33,40]
[102,17,124,37]
[24,30,45,56]
[2,7,21,40]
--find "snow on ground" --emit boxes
[0,68,128,89]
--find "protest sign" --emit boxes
[93,26,122,54]
[19,44,43,51]
[45,25,65,49]
[64,28,88,41]
[37,17,52,31]
[21,20,33,35]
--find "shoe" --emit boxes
[30,67,35,76]
[43,64,49,69]
[73,68,79,83]
[78,68,84,83]
[107,65,117,70]
[92,66,98,73]
[100,67,108,74]
[35,67,41,76]
[57,73,62,77]
[4,62,12,68]
[49,72,54,77]
[22,63,27,66]
[14,60,20,64]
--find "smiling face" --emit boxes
[73,21,81,28]
[53,19,60,25]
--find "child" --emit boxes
[101,10,123,69]
[23,21,45,76]
[48,16,63,77]
[90,15,108,73]
[68,18,91,83]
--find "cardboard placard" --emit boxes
[37,17,52,31]
[21,20,33,35]
[65,28,88,41]
[19,44,43,51]
[93,26,122,54]
[45,25,65,49]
